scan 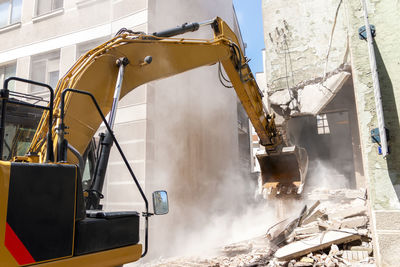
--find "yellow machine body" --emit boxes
[0,161,141,267]
[0,17,307,266]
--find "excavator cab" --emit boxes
[257,146,308,197]
[0,78,168,266]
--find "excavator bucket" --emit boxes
[257,146,308,196]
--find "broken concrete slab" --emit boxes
[274,230,361,261]
[340,216,368,229]
[269,89,292,105]
[302,209,326,225]
[328,205,366,220]
[297,71,351,115]
[300,201,320,226]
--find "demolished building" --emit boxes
[259,0,400,265]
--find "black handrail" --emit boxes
[60,88,150,257]
[1,77,54,162]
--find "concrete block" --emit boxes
[350,246,373,255]
[340,216,368,229]
[342,250,368,261]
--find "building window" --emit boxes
[316,114,330,134]
[0,0,22,28]
[0,63,16,91]
[30,51,60,92]
[76,37,109,58]
[35,0,63,16]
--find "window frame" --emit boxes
[316,114,330,135]
[30,51,60,93]
[34,0,63,17]
[0,62,17,91]
[0,0,22,28]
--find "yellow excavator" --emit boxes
[0,17,307,266]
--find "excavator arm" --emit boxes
[28,17,278,161]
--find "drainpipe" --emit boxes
[361,0,388,157]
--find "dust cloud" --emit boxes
[133,0,281,262]
[306,160,351,191]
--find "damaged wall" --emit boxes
[262,0,350,117]
[346,0,400,266]
[260,0,362,189]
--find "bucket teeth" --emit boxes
[276,186,281,195]
[286,186,293,194]
[267,187,273,194]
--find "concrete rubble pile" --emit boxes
[267,188,375,267]
[145,189,374,267]
[143,236,271,267]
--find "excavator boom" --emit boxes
[29,17,276,159]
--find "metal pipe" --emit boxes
[361,0,388,157]
[198,19,215,27]
[68,143,85,177]
[87,57,129,209]
[108,57,129,128]
[0,89,8,160]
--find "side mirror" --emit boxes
[152,190,169,215]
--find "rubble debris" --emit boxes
[300,200,320,225]
[301,209,326,225]
[328,205,366,220]
[144,189,373,267]
[271,188,374,266]
[274,230,361,261]
[266,205,308,251]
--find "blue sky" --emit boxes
[233,0,265,74]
